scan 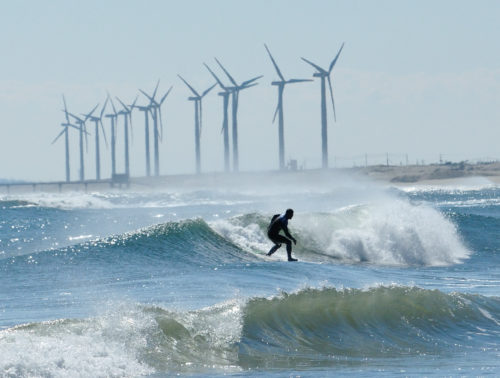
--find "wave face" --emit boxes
[238,286,500,368]
[212,200,470,266]
[3,218,258,267]
[2,286,500,375]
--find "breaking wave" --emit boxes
[212,199,470,266]
[4,197,471,268]
[2,286,499,375]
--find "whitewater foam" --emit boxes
[0,314,153,377]
[212,199,471,266]
[323,200,470,266]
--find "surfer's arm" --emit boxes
[283,225,297,244]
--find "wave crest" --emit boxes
[2,287,500,374]
[212,200,470,266]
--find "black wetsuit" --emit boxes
[267,214,296,261]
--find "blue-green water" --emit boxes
[1,176,500,376]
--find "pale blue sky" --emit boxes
[1,0,499,181]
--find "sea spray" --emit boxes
[212,199,470,266]
[324,200,470,265]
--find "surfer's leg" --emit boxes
[267,243,281,256]
[267,235,287,256]
[285,240,297,261]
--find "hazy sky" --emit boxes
[1,0,499,181]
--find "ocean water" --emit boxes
[1,173,500,377]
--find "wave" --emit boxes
[3,218,258,266]
[0,194,115,210]
[2,286,500,375]
[212,200,471,266]
[0,190,253,210]
[4,196,471,268]
[396,177,499,193]
[400,186,500,208]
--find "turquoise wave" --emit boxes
[2,218,258,266]
[3,286,500,374]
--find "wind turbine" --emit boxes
[214,58,262,172]
[139,81,173,176]
[301,42,344,169]
[83,99,108,180]
[52,95,78,182]
[204,63,232,173]
[104,94,119,178]
[264,44,312,170]
[67,110,91,182]
[116,96,138,178]
[177,74,216,174]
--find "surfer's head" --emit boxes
[285,208,294,219]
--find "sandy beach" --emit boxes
[349,161,500,185]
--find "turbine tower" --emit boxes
[301,42,344,169]
[83,99,108,180]
[132,101,153,177]
[214,58,262,172]
[204,63,232,173]
[116,96,138,178]
[104,95,119,178]
[264,44,312,170]
[52,95,78,182]
[139,81,173,176]
[67,111,90,182]
[178,74,216,174]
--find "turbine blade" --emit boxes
[116,96,129,112]
[62,95,70,123]
[68,123,80,132]
[329,42,345,73]
[202,83,217,97]
[100,96,109,119]
[214,57,238,87]
[286,78,313,84]
[52,128,66,144]
[151,79,160,101]
[241,75,263,87]
[100,120,109,148]
[107,93,118,114]
[272,100,280,124]
[204,62,226,90]
[130,95,139,109]
[264,43,285,81]
[160,86,173,105]
[177,74,200,97]
[84,103,99,121]
[301,57,327,74]
[68,112,83,122]
[62,95,68,111]
[327,76,337,122]
[139,89,154,105]
[240,82,259,90]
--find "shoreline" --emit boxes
[1,161,500,193]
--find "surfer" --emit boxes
[266,208,298,261]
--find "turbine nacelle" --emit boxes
[313,72,327,78]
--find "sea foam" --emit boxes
[212,198,471,266]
